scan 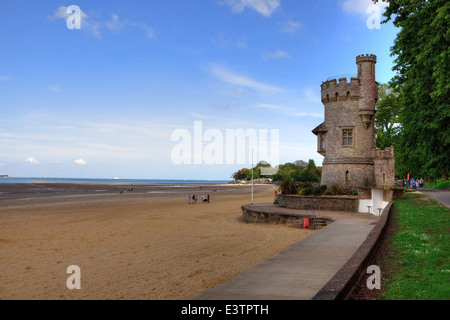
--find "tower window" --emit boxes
[320,134,325,150]
[345,171,350,183]
[342,129,353,146]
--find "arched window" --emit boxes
[345,171,350,183]
[320,135,325,150]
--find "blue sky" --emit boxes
[0,0,398,180]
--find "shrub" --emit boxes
[329,182,344,195]
[313,185,327,195]
[301,187,313,195]
[344,188,358,196]
[279,178,303,195]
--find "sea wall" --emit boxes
[278,194,359,212]
[241,204,333,227]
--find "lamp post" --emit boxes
[251,148,254,205]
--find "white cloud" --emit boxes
[25,157,39,165]
[211,101,237,110]
[222,0,280,17]
[256,103,283,110]
[48,85,61,92]
[291,112,323,118]
[305,88,321,104]
[105,14,125,31]
[134,23,154,38]
[74,159,88,166]
[341,0,387,14]
[262,50,290,60]
[210,65,284,93]
[48,7,153,39]
[280,20,303,34]
[48,5,101,37]
[191,113,210,119]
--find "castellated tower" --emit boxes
[312,54,394,189]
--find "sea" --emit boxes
[0,177,231,184]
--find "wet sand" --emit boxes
[0,183,314,300]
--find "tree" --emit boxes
[232,159,321,182]
[375,0,450,179]
[375,83,401,150]
[294,160,307,167]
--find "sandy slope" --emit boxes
[0,185,314,300]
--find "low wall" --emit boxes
[312,202,393,300]
[278,194,359,212]
[241,205,333,227]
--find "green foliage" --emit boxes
[375,0,450,180]
[278,178,303,195]
[375,83,401,150]
[231,168,260,181]
[423,179,450,190]
[301,187,313,195]
[329,182,344,195]
[232,159,321,183]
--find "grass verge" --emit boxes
[423,179,450,190]
[380,193,450,299]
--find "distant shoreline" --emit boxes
[0,181,275,210]
[0,177,232,185]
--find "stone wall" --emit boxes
[241,205,333,227]
[321,162,375,189]
[373,147,395,187]
[278,194,359,212]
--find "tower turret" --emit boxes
[312,54,381,189]
[356,54,378,129]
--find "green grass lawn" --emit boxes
[380,193,450,299]
[423,179,450,190]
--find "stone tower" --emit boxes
[312,54,394,189]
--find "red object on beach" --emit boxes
[303,218,310,229]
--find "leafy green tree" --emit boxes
[375,83,401,150]
[375,0,450,179]
[232,159,321,182]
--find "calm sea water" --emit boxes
[0,177,230,184]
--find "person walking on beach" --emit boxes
[207,194,210,204]
[188,195,191,204]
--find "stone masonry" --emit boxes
[312,54,395,189]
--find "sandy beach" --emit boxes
[0,183,314,300]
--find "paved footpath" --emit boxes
[195,205,379,300]
[420,189,450,208]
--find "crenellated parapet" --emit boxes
[372,147,394,160]
[356,54,377,64]
[321,77,360,104]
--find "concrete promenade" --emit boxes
[196,204,380,300]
